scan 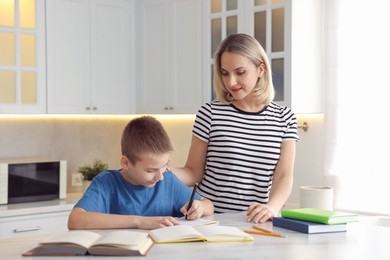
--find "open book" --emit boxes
[22,230,153,256]
[149,225,254,243]
[175,217,219,227]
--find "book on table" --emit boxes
[22,230,154,256]
[149,225,254,243]
[175,217,219,227]
[272,217,347,234]
[281,208,359,225]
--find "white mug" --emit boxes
[300,186,334,210]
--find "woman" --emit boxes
[174,33,299,223]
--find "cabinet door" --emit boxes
[46,0,90,114]
[90,0,131,114]
[47,0,133,114]
[137,0,203,114]
[171,0,203,113]
[0,211,69,238]
[0,0,46,114]
[138,0,172,113]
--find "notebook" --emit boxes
[281,208,359,224]
[149,225,254,243]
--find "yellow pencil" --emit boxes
[244,230,287,238]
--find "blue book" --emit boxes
[272,217,347,234]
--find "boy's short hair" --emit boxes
[121,116,174,165]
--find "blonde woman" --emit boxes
[174,33,299,223]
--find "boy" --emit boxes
[68,116,214,230]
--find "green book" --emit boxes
[281,208,359,225]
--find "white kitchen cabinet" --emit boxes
[137,0,203,114]
[203,0,323,113]
[46,0,135,114]
[0,211,69,238]
[0,0,46,114]
[0,198,77,238]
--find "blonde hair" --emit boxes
[213,33,275,104]
[121,116,174,165]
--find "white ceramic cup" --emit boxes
[300,186,334,210]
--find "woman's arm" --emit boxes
[172,135,208,186]
[68,207,180,230]
[247,140,296,223]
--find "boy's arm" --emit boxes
[68,207,180,230]
[181,197,214,220]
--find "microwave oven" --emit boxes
[0,158,67,205]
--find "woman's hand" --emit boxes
[246,203,278,223]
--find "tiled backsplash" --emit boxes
[0,115,195,193]
[0,114,323,205]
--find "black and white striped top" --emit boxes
[193,101,299,213]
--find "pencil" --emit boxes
[185,183,198,220]
[244,230,287,238]
[252,225,273,233]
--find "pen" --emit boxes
[185,183,198,220]
[243,230,287,238]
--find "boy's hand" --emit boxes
[180,200,203,220]
[136,216,180,230]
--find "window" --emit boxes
[324,0,390,215]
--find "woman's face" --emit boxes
[220,51,264,101]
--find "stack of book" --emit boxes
[272,208,359,234]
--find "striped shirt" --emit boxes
[193,101,299,213]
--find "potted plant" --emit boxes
[78,159,108,192]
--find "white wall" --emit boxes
[290,115,324,207]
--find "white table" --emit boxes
[1,211,389,260]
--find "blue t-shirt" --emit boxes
[75,170,201,217]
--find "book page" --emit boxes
[88,235,154,256]
[195,225,254,242]
[91,230,149,247]
[176,217,219,227]
[40,231,102,249]
[149,225,204,242]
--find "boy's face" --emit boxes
[120,153,170,188]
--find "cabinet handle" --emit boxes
[86,107,91,110]
[92,107,97,110]
[14,226,42,233]
[164,106,174,110]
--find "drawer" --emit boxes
[0,211,69,238]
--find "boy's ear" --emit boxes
[120,156,129,169]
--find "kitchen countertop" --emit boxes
[2,211,390,260]
[0,193,81,218]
